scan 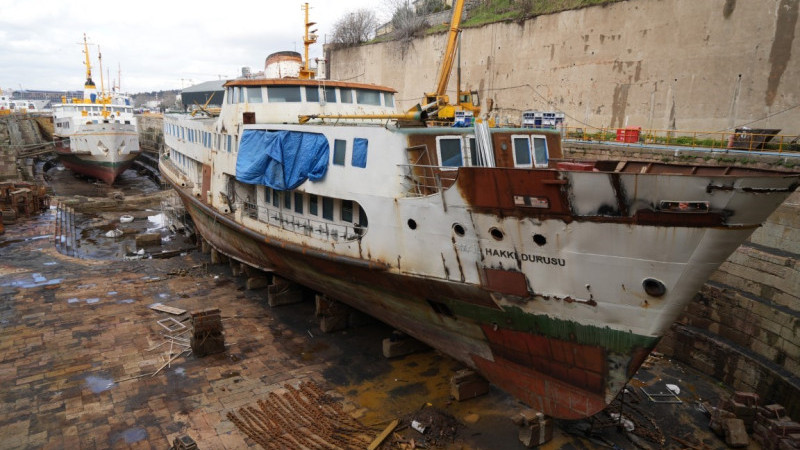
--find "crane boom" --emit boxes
[431,0,465,98]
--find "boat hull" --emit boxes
[165,173,661,419]
[54,122,140,184]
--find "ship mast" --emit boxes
[299,2,317,80]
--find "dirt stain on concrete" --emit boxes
[610,83,630,128]
[766,0,798,106]
[723,0,736,18]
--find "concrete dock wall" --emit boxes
[328,0,800,134]
[0,116,47,181]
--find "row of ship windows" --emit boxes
[436,134,549,168]
[165,124,238,153]
[165,125,371,169]
[226,86,395,107]
[255,186,368,227]
[56,106,134,114]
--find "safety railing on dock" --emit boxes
[562,126,800,154]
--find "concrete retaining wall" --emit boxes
[137,114,164,152]
[0,116,47,181]
[328,0,800,134]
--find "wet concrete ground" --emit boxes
[0,169,741,449]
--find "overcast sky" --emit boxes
[0,0,386,94]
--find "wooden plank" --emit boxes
[367,419,399,450]
[150,304,186,315]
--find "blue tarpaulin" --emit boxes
[236,129,329,190]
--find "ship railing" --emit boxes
[398,164,459,197]
[241,200,365,242]
[562,126,800,154]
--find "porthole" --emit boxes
[452,223,465,236]
[407,219,417,230]
[489,227,504,241]
[642,278,666,297]
[533,234,546,246]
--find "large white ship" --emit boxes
[160,2,799,419]
[52,35,140,185]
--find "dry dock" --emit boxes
[0,201,755,449]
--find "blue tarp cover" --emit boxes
[236,130,329,190]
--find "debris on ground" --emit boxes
[227,381,372,449]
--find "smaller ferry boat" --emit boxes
[52,35,140,184]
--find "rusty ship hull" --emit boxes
[160,120,799,419]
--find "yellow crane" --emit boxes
[420,0,480,123]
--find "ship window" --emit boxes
[467,137,477,166]
[356,89,381,106]
[340,89,353,104]
[324,88,336,103]
[268,86,301,102]
[437,136,463,169]
[352,138,368,168]
[305,86,319,102]
[532,136,549,168]
[322,197,334,220]
[309,194,318,215]
[248,87,263,103]
[333,139,346,165]
[341,200,353,222]
[273,190,280,208]
[233,87,241,103]
[227,135,232,153]
[294,192,304,214]
[264,187,271,204]
[512,136,532,167]
[383,92,394,107]
[227,87,234,104]
[284,190,292,209]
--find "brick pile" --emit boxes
[752,404,800,450]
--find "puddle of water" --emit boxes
[85,375,115,393]
[117,299,135,304]
[86,298,100,304]
[158,293,169,299]
[67,298,80,304]
[43,262,58,266]
[1,273,63,289]
[118,427,147,444]
[77,283,97,289]
[174,367,186,376]
[107,291,117,295]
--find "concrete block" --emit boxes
[518,413,553,447]
[450,369,489,401]
[723,418,749,448]
[382,333,429,358]
[267,277,304,307]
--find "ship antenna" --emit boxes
[299,2,317,80]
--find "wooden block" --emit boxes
[518,415,553,447]
[245,275,269,291]
[382,335,429,358]
[451,369,489,401]
[150,304,186,315]
[267,279,303,306]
